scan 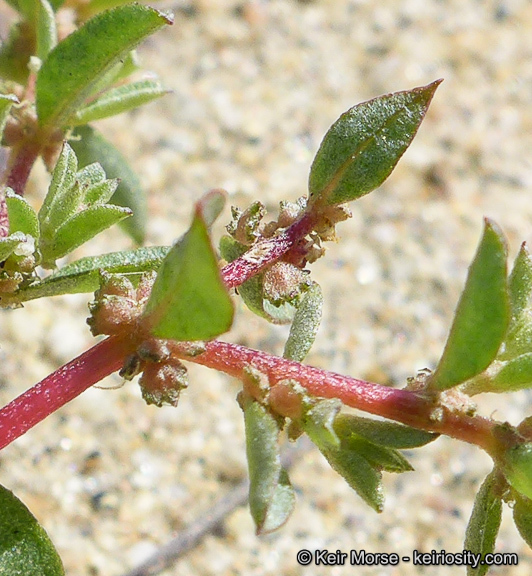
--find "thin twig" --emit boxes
[119,440,311,576]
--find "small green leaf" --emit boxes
[69,125,146,243]
[17,246,170,301]
[36,4,172,127]
[6,189,40,238]
[473,354,532,394]
[308,80,441,206]
[283,282,323,361]
[513,492,532,548]
[39,142,78,230]
[242,396,295,534]
[0,93,18,137]
[333,414,439,449]
[430,219,509,391]
[36,0,57,60]
[341,436,413,473]
[83,179,119,205]
[42,204,131,264]
[71,79,169,125]
[143,207,233,341]
[197,188,227,228]
[464,471,502,576]
[508,243,532,325]
[502,442,532,500]
[301,398,342,448]
[0,484,65,576]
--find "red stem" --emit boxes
[0,335,132,450]
[171,340,499,455]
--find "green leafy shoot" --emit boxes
[69,125,147,244]
[35,0,57,60]
[429,219,509,391]
[0,93,19,136]
[464,471,502,576]
[308,80,441,206]
[36,4,173,128]
[143,201,233,341]
[71,79,169,125]
[38,143,132,267]
[6,189,39,238]
[241,394,295,534]
[0,484,65,576]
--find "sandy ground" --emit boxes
[2,0,532,574]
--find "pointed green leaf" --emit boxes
[83,178,119,205]
[430,219,509,391]
[464,471,502,576]
[143,208,233,341]
[469,354,532,394]
[342,436,413,473]
[502,442,532,500]
[242,396,295,534]
[76,162,106,188]
[283,282,323,361]
[0,93,18,137]
[69,126,146,243]
[308,80,441,206]
[509,243,532,325]
[17,246,170,301]
[36,0,57,60]
[6,189,40,238]
[0,233,28,262]
[71,79,169,125]
[41,204,131,265]
[196,188,227,228]
[301,399,342,448]
[513,492,532,548]
[36,5,173,127]
[39,142,78,229]
[333,414,439,449]
[0,484,65,576]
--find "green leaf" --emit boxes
[508,243,532,325]
[283,282,323,361]
[36,4,173,127]
[143,207,234,341]
[39,142,78,230]
[341,436,413,473]
[308,80,441,206]
[471,354,532,394]
[196,188,227,228]
[513,492,532,548]
[36,0,57,60]
[17,246,169,301]
[333,414,439,449]
[464,471,502,576]
[71,79,169,125]
[0,484,65,576]
[42,204,132,264]
[502,442,532,500]
[69,125,147,244]
[242,396,295,534]
[0,93,18,137]
[6,189,40,238]
[430,219,509,391]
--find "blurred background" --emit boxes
[2,0,532,574]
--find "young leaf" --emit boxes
[283,281,323,361]
[39,142,78,230]
[143,207,233,341]
[469,354,532,394]
[36,4,173,127]
[0,484,65,576]
[36,0,57,60]
[242,396,295,534]
[513,492,532,548]
[6,189,40,238]
[342,436,413,473]
[429,219,509,391]
[41,204,132,264]
[71,79,169,125]
[508,243,532,325]
[333,414,439,449]
[0,93,18,136]
[17,246,170,301]
[69,126,146,244]
[502,442,532,500]
[308,80,441,206]
[0,233,29,262]
[464,471,502,576]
